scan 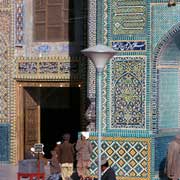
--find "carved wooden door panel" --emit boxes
[24,88,40,158]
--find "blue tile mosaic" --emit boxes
[159,69,179,129]
[155,135,175,174]
[0,124,10,162]
[111,56,145,129]
[89,134,151,179]
[152,5,180,48]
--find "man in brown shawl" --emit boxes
[164,134,180,180]
[58,133,74,180]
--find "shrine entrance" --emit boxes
[16,82,81,160]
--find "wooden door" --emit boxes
[24,88,40,158]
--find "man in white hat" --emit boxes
[76,131,92,179]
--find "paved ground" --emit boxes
[0,164,17,180]
[0,164,51,180]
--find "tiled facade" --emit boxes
[0,0,180,180]
[0,0,88,164]
[89,133,151,180]
[87,0,180,180]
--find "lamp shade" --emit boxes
[81,44,117,71]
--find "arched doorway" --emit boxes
[16,81,82,160]
[40,87,80,158]
[153,22,180,177]
[152,22,180,132]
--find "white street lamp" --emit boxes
[81,44,117,180]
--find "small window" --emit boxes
[33,0,73,42]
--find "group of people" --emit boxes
[27,132,180,180]
[27,131,117,180]
[49,131,93,180]
[48,131,117,180]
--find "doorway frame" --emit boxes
[16,81,83,161]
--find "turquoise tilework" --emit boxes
[152,4,180,49]
[0,124,10,162]
[111,0,147,35]
[151,23,180,133]
[107,0,149,42]
[151,6,180,133]
[89,133,151,180]
[159,32,180,63]
[97,0,104,44]
[159,69,179,128]
[155,134,175,178]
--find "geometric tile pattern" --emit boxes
[111,0,146,35]
[15,0,24,46]
[101,0,108,132]
[89,136,151,180]
[86,0,97,131]
[87,0,97,99]
[0,11,11,120]
[110,57,146,129]
[103,0,108,44]
[102,65,108,132]
[0,2,14,163]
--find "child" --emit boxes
[47,150,61,180]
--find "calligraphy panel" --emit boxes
[39,62,58,73]
[111,0,146,35]
[112,41,146,51]
[18,62,37,74]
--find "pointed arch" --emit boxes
[152,22,180,133]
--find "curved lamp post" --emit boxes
[81,44,117,180]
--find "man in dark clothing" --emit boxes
[25,147,37,159]
[86,157,117,180]
[58,133,75,180]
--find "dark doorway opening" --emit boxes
[40,87,81,158]
[23,86,81,159]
